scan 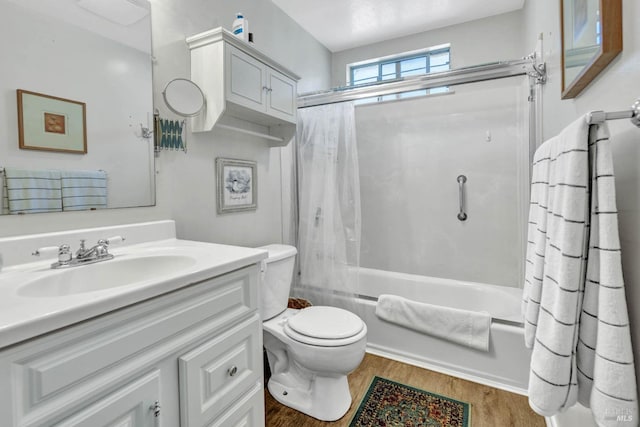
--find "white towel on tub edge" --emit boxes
[375,294,491,352]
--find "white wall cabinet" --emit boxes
[226,45,296,124]
[187,27,300,146]
[0,265,265,427]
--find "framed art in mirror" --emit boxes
[560,0,622,99]
[17,90,87,154]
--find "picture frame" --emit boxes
[560,0,622,99]
[17,89,87,154]
[216,158,257,214]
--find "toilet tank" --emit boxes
[258,244,298,320]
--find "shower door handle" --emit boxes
[457,175,467,221]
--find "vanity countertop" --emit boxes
[0,238,267,349]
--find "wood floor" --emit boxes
[264,352,545,427]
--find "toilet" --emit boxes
[259,244,367,421]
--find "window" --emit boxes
[347,45,451,103]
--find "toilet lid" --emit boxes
[286,306,364,340]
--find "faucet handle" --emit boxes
[33,244,72,264]
[105,236,125,245]
[32,246,62,257]
[57,245,72,263]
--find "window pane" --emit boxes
[400,57,426,77]
[429,86,450,94]
[398,89,427,99]
[430,51,450,67]
[430,64,449,73]
[381,63,397,80]
[348,47,450,88]
[352,64,379,85]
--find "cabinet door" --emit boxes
[179,315,262,426]
[266,69,296,123]
[226,45,266,112]
[54,371,161,427]
[209,383,264,427]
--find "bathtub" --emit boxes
[296,266,532,395]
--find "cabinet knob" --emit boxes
[228,366,238,377]
[149,400,161,417]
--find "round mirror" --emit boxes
[162,78,205,117]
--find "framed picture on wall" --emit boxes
[216,158,257,214]
[17,89,87,154]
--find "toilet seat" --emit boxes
[284,306,366,347]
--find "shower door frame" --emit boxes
[294,55,547,289]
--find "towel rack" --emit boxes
[586,97,640,127]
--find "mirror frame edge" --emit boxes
[560,0,623,100]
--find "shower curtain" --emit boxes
[294,102,361,309]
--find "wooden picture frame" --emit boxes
[216,158,257,214]
[17,89,87,153]
[560,0,622,99]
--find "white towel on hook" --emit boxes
[60,170,108,211]
[522,117,638,421]
[577,124,638,425]
[376,294,491,352]
[3,168,62,214]
[522,116,590,416]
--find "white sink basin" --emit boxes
[17,255,198,298]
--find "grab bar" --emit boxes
[457,175,467,221]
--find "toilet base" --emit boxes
[267,372,352,421]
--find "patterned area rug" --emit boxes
[349,376,470,427]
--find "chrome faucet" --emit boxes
[76,239,111,262]
[33,236,125,269]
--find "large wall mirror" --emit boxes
[0,0,155,215]
[560,0,622,99]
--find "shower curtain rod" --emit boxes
[297,56,546,108]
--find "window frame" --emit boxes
[346,43,451,87]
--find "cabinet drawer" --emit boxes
[179,314,262,426]
[0,266,258,424]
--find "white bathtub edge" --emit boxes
[365,344,528,396]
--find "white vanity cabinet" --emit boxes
[0,265,265,427]
[186,27,300,146]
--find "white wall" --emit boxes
[331,10,525,87]
[523,0,640,397]
[0,0,331,249]
[151,0,331,247]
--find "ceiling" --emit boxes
[271,0,525,52]
[5,0,150,52]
